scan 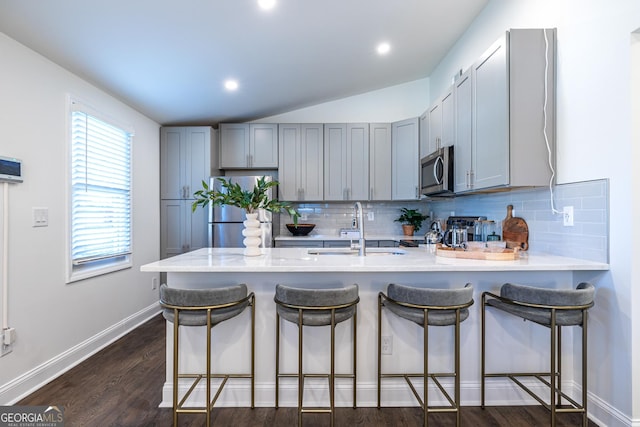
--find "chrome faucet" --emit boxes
[352,201,365,256]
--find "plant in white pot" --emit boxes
[192,176,298,256]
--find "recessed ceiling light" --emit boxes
[224,79,239,91]
[377,42,391,55]
[258,0,276,10]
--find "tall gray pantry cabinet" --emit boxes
[160,126,216,259]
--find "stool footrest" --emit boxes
[175,373,253,412]
[485,373,585,413]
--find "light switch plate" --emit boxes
[32,207,49,227]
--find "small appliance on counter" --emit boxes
[444,216,487,244]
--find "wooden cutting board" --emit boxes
[502,204,529,251]
[435,244,520,260]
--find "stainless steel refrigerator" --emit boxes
[208,175,276,248]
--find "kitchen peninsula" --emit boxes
[141,247,608,408]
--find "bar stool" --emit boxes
[481,282,595,427]
[377,283,474,427]
[274,283,359,427]
[159,284,255,427]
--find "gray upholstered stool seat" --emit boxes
[274,283,359,427]
[481,282,595,427]
[485,282,593,326]
[160,284,255,427]
[378,283,474,427]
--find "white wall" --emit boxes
[0,33,161,403]
[427,1,639,424]
[631,28,640,423]
[255,78,430,123]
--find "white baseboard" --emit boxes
[160,378,639,427]
[0,302,161,405]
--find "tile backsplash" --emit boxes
[427,179,609,263]
[278,179,609,263]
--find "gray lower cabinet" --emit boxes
[456,28,556,193]
[160,199,209,259]
[274,240,323,248]
[274,239,389,248]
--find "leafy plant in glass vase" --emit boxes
[192,176,298,256]
[395,208,428,236]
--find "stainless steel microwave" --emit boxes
[420,146,454,196]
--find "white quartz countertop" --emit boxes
[140,247,609,273]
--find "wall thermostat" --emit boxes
[0,155,22,183]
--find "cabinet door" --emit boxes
[160,127,185,199]
[369,123,392,200]
[472,33,509,190]
[323,124,347,200]
[185,127,212,198]
[249,123,278,168]
[278,124,301,201]
[160,200,185,258]
[160,200,209,258]
[187,199,209,251]
[300,124,324,201]
[427,102,442,155]
[441,89,455,147]
[419,112,429,159]
[391,118,419,200]
[346,123,369,201]
[453,69,473,193]
[219,123,250,168]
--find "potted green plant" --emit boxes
[395,208,428,236]
[192,176,298,255]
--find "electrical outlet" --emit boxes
[381,336,392,355]
[367,212,374,221]
[151,277,159,290]
[563,206,574,227]
[1,331,14,357]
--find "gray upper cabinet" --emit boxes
[391,117,419,200]
[453,68,473,193]
[278,124,324,201]
[219,123,278,169]
[426,86,454,155]
[369,123,392,200]
[323,123,369,201]
[457,28,556,193]
[160,126,212,200]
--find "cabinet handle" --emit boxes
[415,186,419,199]
[469,170,475,188]
[185,185,190,198]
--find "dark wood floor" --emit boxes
[18,314,597,426]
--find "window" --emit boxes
[68,99,133,282]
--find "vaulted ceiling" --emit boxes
[0,0,488,125]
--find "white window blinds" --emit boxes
[70,109,132,266]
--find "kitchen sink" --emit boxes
[307,248,406,256]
